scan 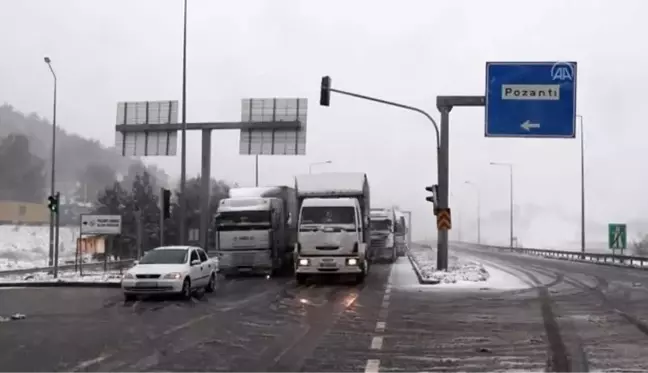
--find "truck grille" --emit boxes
[233,252,256,266]
[371,237,387,249]
[316,246,339,251]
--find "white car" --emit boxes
[121,245,218,301]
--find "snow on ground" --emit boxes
[407,244,529,290]
[0,224,87,271]
[0,270,123,284]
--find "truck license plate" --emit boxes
[320,262,337,268]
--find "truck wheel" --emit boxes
[354,272,365,285]
[296,274,308,285]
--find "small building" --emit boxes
[0,200,49,224]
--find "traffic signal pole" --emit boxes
[160,188,171,247]
[320,76,485,271]
[54,192,60,278]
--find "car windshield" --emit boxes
[139,248,187,264]
[371,219,392,231]
[300,206,356,226]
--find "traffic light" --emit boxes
[425,185,439,214]
[47,193,59,213]
[161,188,171,219]
[320,76,331,106]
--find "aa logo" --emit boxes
[551,62,575,81]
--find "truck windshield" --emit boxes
[215,211,271,231]
[371,219,392,231]
[300,206,356,226]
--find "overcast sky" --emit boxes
[1,0,646,248]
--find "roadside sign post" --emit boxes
[78,214,122,276]
[608,223,627,260]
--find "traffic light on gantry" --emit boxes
[47,193,59,213]
[162,188,171,219]
[320,76,331,107]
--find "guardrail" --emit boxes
[467,243,648,270]
[0,260,135,277]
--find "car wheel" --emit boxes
[181,278,192,300]
[205,274,216,293]
[124,293,136,302]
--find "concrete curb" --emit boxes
[0,281,122,288]
[406,249,441,285]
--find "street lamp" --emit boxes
[464,180,481,244]
[178,0,189,244]
[309,160,332,174]
[44,56,57,267]
[577,114,585,258]
[489,162,514,248]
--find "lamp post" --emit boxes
[309,160,332,174]
[44,56,57,267]
[178,0,189,244]
[489,162,514,248]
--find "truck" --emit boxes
[369,207,397,263]
[213,186,298,276]
[293,172,371,285]
[393,209,408,257]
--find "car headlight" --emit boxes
[346,258,358,266]
[123,273,135,279]
[298,258,310,266]
[163,272,183,280]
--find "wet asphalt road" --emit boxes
[1,247,648,372]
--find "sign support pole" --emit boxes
[200,129,212,250]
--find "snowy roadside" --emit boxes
[407,244,530,290]
[0,270,123,284]
[408,244,489,284]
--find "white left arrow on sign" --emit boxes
[521,120,540,131]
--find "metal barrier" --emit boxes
[0,260,135,277]
[466,243,648,270]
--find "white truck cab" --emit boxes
[293,172,371,285]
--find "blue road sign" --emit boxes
[485,61,577,138]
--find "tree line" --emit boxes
[92,165,232,259]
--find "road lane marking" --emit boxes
[370,336,383,350]
[365,359,380,373]
[71,353,111,371]
[364,263,396,372]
